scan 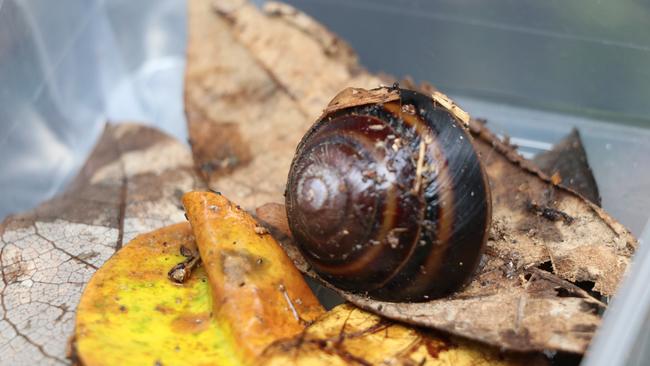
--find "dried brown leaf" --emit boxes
[259,104,636,353]
[257,90,636,352]
[533,128,601,205]
[0,124,204,364]
[184,0,384,210]
[189,0,638,353]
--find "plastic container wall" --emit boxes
[0,0,187,220]
[1,1,650,365]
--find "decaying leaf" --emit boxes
[338,115,635,353]
[74,223,240,366]
[0,124,204,364]
[258,88,636,353]
[182,191,324,362]
[76,190,325,365]
[75,198,323,366]
[260,304,547,366]
[75,201,544,366]
[533,128,601,206]
[184,0,384,210]
[0,0,638,364]
[187,0,639,352]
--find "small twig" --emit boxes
[514,296,527,332]
[278,284,301,323]
[168,246,202,284]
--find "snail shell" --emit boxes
[285,87,491,302]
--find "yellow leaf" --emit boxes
[75,193,544,366]
[75,223,241,366]
[76,192,324,366]
[260,304,547,366]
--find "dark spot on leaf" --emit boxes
[537,261,554,274]
[77,251,100,261]
[179,245,193,257]
[548,352,583,366]
[575,280,604,302]
[499,328,532,349]
[572,324,597,333]
[189,122,252,182]
[220,249,264,285]
[422,338,452,359]
[554,287,576,298]
[3,256,29,284]
[154,305,173,314]
[516,214,564,242]
[579,301,601,315]
[173,189,184,202]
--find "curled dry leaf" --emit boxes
[187,0,636,354]
[181,191,324,362]
[261,303,547,366]
[257,88,637,353]
[0,124,204,365]
[533,128,601,206]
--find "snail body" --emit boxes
[285,87,491,302]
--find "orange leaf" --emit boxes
[182,191,324,362]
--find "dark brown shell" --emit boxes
[285,88,491,302]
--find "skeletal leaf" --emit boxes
[260,304,547,366]
[0,124,204,365]
[182,191,325,362]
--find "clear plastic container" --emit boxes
[1,1,648,364]
[0,0,188,220]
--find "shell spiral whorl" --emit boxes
[286,88,491,302]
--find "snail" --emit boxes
[285,87,492,302]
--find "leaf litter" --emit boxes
[0,0,638,363]
[0,124,205,364]
[187,0,638,353]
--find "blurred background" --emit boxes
[0,0,649,364]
